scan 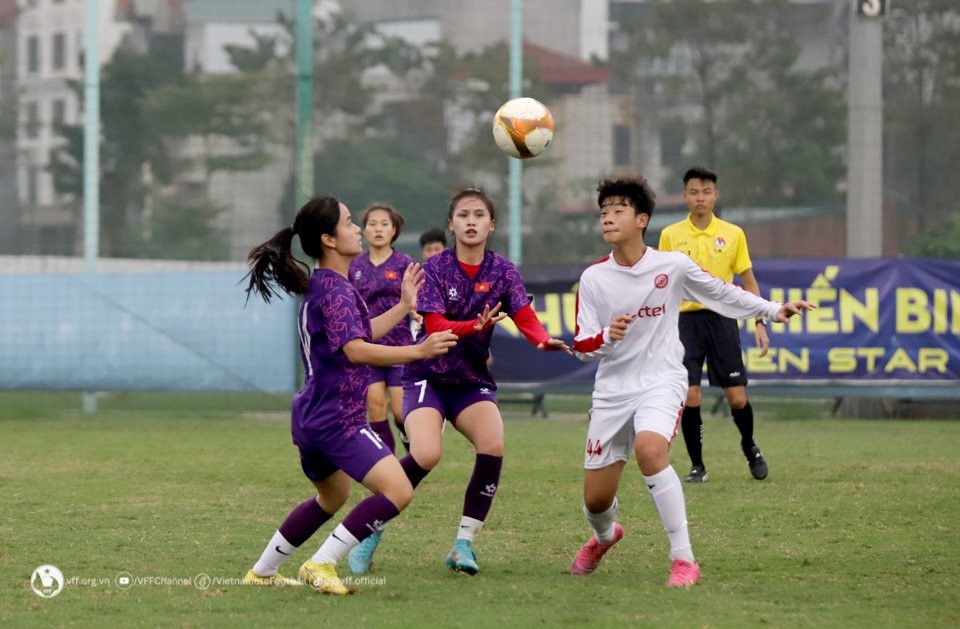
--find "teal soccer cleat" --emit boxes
[347,530,382,575]
[445,539,479,575]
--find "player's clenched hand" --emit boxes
[538,337,572,354]
[400,262,425,310]
[773,300,816,323]
[608,314,635,341]
[475,302,507,331]
[418,331,458,358]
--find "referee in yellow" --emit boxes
[659,166,769,482]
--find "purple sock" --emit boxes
[340,493,401,542]
[369,420,396,454]
[400,454,431,489]
[277,497,331,547]
[462,454,503,522]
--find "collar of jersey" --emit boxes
[685,213,717,236]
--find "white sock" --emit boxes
[644,466,695,563]
[583,497,619,543]
[251,530,297,576]
[456,516,484,542]
[311,524,359,565]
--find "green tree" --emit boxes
[50,37,277,260]
[714,4,845,207]
[608,0,845,206]
[313,135,449,231]
[884,0,960,237]
[49,45,180,256]
[907,214,960,259]
[608,0,753,172]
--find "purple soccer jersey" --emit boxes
[404,248,530,389]
[291,269,372,448]
[349,250,416,347]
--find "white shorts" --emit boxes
[583,386,685,470]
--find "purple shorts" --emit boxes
[401,380,498,426]
[368,365,403,387]
[299,426,392,483]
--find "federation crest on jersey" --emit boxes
[384,270,399,280]
[654,273,669,289]
[715,236,726,250]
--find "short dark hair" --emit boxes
[596,176,656,219]
[419,227,446,248]
[361,202,405,244]
[448,187,496,222]
[683,166,717,185]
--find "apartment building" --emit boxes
[14,0,127,254]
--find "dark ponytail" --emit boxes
[244,195,343,303]
[244,226,310,303]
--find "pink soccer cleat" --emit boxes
[570,523,624,575]
[666,559,701,587]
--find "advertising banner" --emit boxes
[490,258,960,386]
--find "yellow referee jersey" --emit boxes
[658,214,753,313]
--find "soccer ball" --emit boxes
[492,97,554,159]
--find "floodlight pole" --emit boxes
[846,1,884,257]
[508,0,523,265]
[294,0,314,202]
[83,0,99,272]
[82,0,100,415]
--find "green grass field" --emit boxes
[2,392,958,628]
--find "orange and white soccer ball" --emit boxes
[492,97,554,159]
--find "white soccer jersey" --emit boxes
[573,248,782,406]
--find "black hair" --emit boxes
[596,176,656,218]
[448,187,496,222]
[682,166,717,185]
[244,195,341,303]
[419,227,447,248]
[361,202,405,245]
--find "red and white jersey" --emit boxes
[573,248,782,405]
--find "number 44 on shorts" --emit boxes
[586,439,603,456]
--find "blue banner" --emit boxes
[491,258,960,385]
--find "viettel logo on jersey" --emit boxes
[654,273,669,289]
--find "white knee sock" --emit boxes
[457,516,484,542]
[583,497,618,543]
[643,466,695,563]
[311,524,359,565]
[251,530,297,576]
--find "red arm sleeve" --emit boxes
[511,305,552,346]
[423,312,481,337]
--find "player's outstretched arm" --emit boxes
[537,337,572,354]
[342,331,458,367]
[772,301,816,323]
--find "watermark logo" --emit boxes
[28,567,388,596]
[115,571,134,590]
[31,565,64,599]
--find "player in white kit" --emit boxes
[570,176,814,587]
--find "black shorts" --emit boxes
[678,310,748,388]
